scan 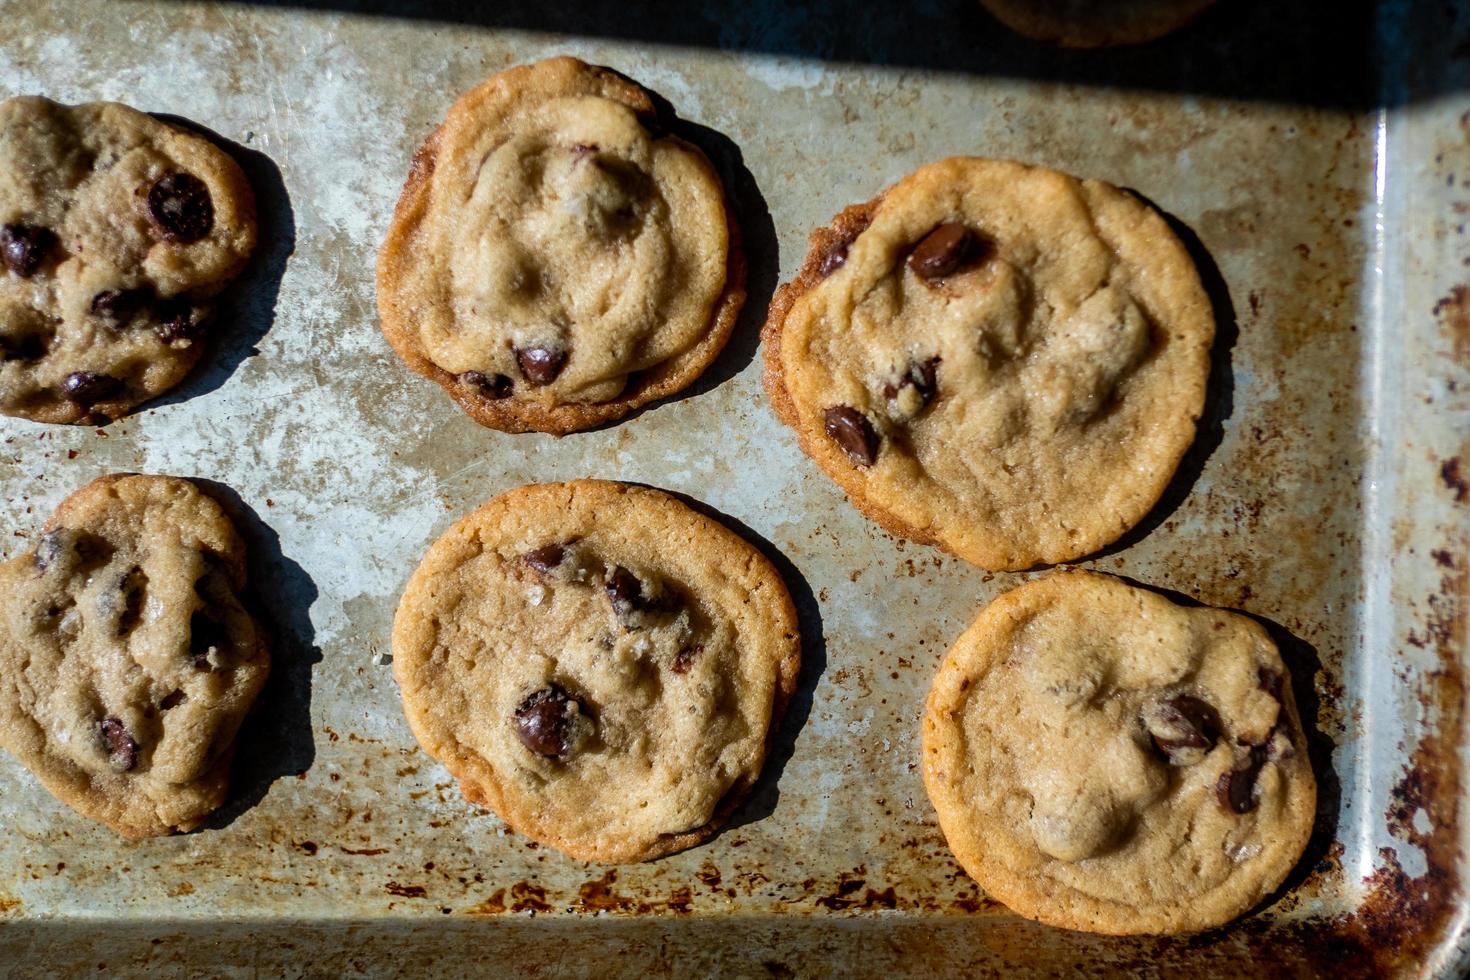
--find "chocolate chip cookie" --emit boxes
[392,480,799,862]
[0,474,270,837]
[377,57,746,434]
[0,97,257,423]
[922,571,1315,934]
[763,157,1213,570]
[979,0,1219,47]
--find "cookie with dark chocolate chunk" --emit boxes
[392,480,800,862]
[0,474,270,837]
[762,157,1213,571]
[376,57,745,434]
[922,570,1315,935]
[0,97,256,423]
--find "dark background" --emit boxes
[134,0,1467,110]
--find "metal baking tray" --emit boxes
[1,0,1466,974]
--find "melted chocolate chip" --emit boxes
[882,357,942,407]
[0,333,45,362]
[515,345,567,386]
[146,172,214,243]
[908,223,976,280]
[90,288,149,322]
[1216,746,1268,814]
[605,566,646,618]
[1258,667,1285,702]
[153,297,203,345]
[1149,695,1221,764]
[61,371,122,406]
[1,224,56,278]
[523,543,565,574]
[461,370,513,400]
[817,247,848,278]
[672,644,702,674]
[823,406,879,467]
[514,685,576,759]
[189,611,227,670]
[34,529,65,571]
[99,717,138,772]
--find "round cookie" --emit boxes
[0,474,270,837]
[921,570,1315,935]
[392,480,800,862]
[763,157,1213,571]
[978,0,1219,48]
[377,57,746,434]
[0,97,257,424]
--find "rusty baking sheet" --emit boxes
[0,0,1467,975]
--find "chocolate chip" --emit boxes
[189,611,227,670]
[1216,746,1268,814]
[523,544,565,574]
[99,718,138,772]
[461,370,513,400]
[672,644,702,674]
[34,529,65,571]
[823,406,879,467]
[1258,667,1284,702]
[514,685,576,759]
[91,288,148,322]
[818,247,848,278]
[146,172,214,243]
[61,371,122,406]
[515,345,567,386]
[1147,695,1221,765]
[908,223,976,280]
[0,333,45,362]
[571,142,600,159]
[882,357,942,407]
[605,566,646,618]
[1,224,56,278]
[153,296,202,345]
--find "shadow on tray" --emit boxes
[194,480,322,831]
[129,0,1461,109]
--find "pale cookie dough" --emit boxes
[393,480,800,862]
[0,97,257,423]
[763,157,1213,570]
[979,0,1219,48]
[0,474,270,838]
[377,57,746,434]
[922,570,1315,935]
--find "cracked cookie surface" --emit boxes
[0,474,270,837]
[392,480,800,862]
[763,157,1213,570]
[921,570,1315,935]
[978,0,1219,47]
[377,57,745,434]
[0,97,256,423]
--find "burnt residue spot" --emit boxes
[509,881,552,913]
[696,863,723,889]
[812,868,900,911]
[294,841,318,855]
[763,962,796,980]
[1431,549,1456,568]
[665,886,693,913]
[1431,284,1470,364]
[465,889,507,915]
[385,882,427,899]
[574,870,637,913]
[1439,457,1469,503]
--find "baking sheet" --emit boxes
[0,0,1466,975]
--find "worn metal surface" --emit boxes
[0,0,1465,975]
